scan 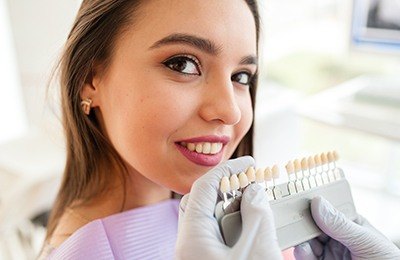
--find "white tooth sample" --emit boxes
[210,143,220,154]
[264,167,272,181]
[238,172,249,188]
[272,165,280,179]
[195,143,203,153]
[220,176,231,193]
[230,174,240,190]
[187,143,195,151]
[285,161,294,176]
[301,158,308,171]
[294,159,301,173]
[320,152,328,165]
[307,156,315,168]
[246,167,256,182]
[327,151,334,163]
[333,150,339,161]
[255,168,264,183]
[202,142,211,154]
[314,154,322,166]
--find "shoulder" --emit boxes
[49,208,90,247]
[48,219,115,259]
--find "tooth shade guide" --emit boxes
[238,172,249,189]
[314,154,321,166]
[333,150,339,161]
[264,167,272,181]
[246,167,256,183]
[285,161,294,175]
[271,165,280,179]
[220,176,230,193]
[301,158,308,171]
[307,156,315,168]
[230,174,240,191]
[320,152,328,165]
[255,168,264,183]
[294,159,301,173]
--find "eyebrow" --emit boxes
[149,33,258,66]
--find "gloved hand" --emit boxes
[175,156,283,260]
[294,196,400,260]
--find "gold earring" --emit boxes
[80,98,92,115]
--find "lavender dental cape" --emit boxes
[48,199,180,260]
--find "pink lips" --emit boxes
[175,135,230,166]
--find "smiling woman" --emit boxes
[38,0,264,259]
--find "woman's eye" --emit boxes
[232,72,252,86]
[163,55,201,75]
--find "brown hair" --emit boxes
[45,0,261,241]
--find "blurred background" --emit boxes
[0,0,399,259]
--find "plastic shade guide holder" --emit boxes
[214,151,357,250]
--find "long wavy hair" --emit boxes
[45,0,261,241]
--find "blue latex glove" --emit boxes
[294,196,400,260]
[176,156,283,260]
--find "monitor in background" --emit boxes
[350,0,400,108]
[351,0,400,54]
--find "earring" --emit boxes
[80,98,92,115]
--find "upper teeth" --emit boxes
[181,142,223,155]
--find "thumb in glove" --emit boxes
[311,196,400,260]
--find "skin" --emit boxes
[51,0,257,246]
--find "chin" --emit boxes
[169,175,199,195]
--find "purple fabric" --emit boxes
[49,199,180,260]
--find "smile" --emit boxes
[180,142,223,155]
[175,135,230,166]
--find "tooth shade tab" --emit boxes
[314,154,321,166]
[321,152,328,164]
[285,161,294,174]
[294,159,301,172]
[264,167,272,181]
[301,158,308,170]
[333,150,339,161]
[220,176,230,193]
[230,174,240,190]
[255,168,265,183]
[272,165,280,178]
[246,167,256,182]
[307,156,315,168]
[238,172,249,188]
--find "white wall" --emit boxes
[0,0,27,143]
[5,0,78,133]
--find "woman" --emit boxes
[40,0,400,259]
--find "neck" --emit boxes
[70,165,171,221]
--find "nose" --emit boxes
[198,76,241,125]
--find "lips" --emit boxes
[175,135,230,166]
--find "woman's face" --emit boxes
[90,0,257,194]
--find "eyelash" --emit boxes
[162,54,255,86]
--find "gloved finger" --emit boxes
[185,156,255,218]
[293,242,318,260]
[316,233,330,244]
[309,238,324,256]
[177,194,190,233]
[310,196,366,251]
[179,194,190,216]
[236,184,281,258]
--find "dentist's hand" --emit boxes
[294,196,400,260]
[175,156,283,260]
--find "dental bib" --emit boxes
[49,199,179,259]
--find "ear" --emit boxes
[80,64,103,108]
